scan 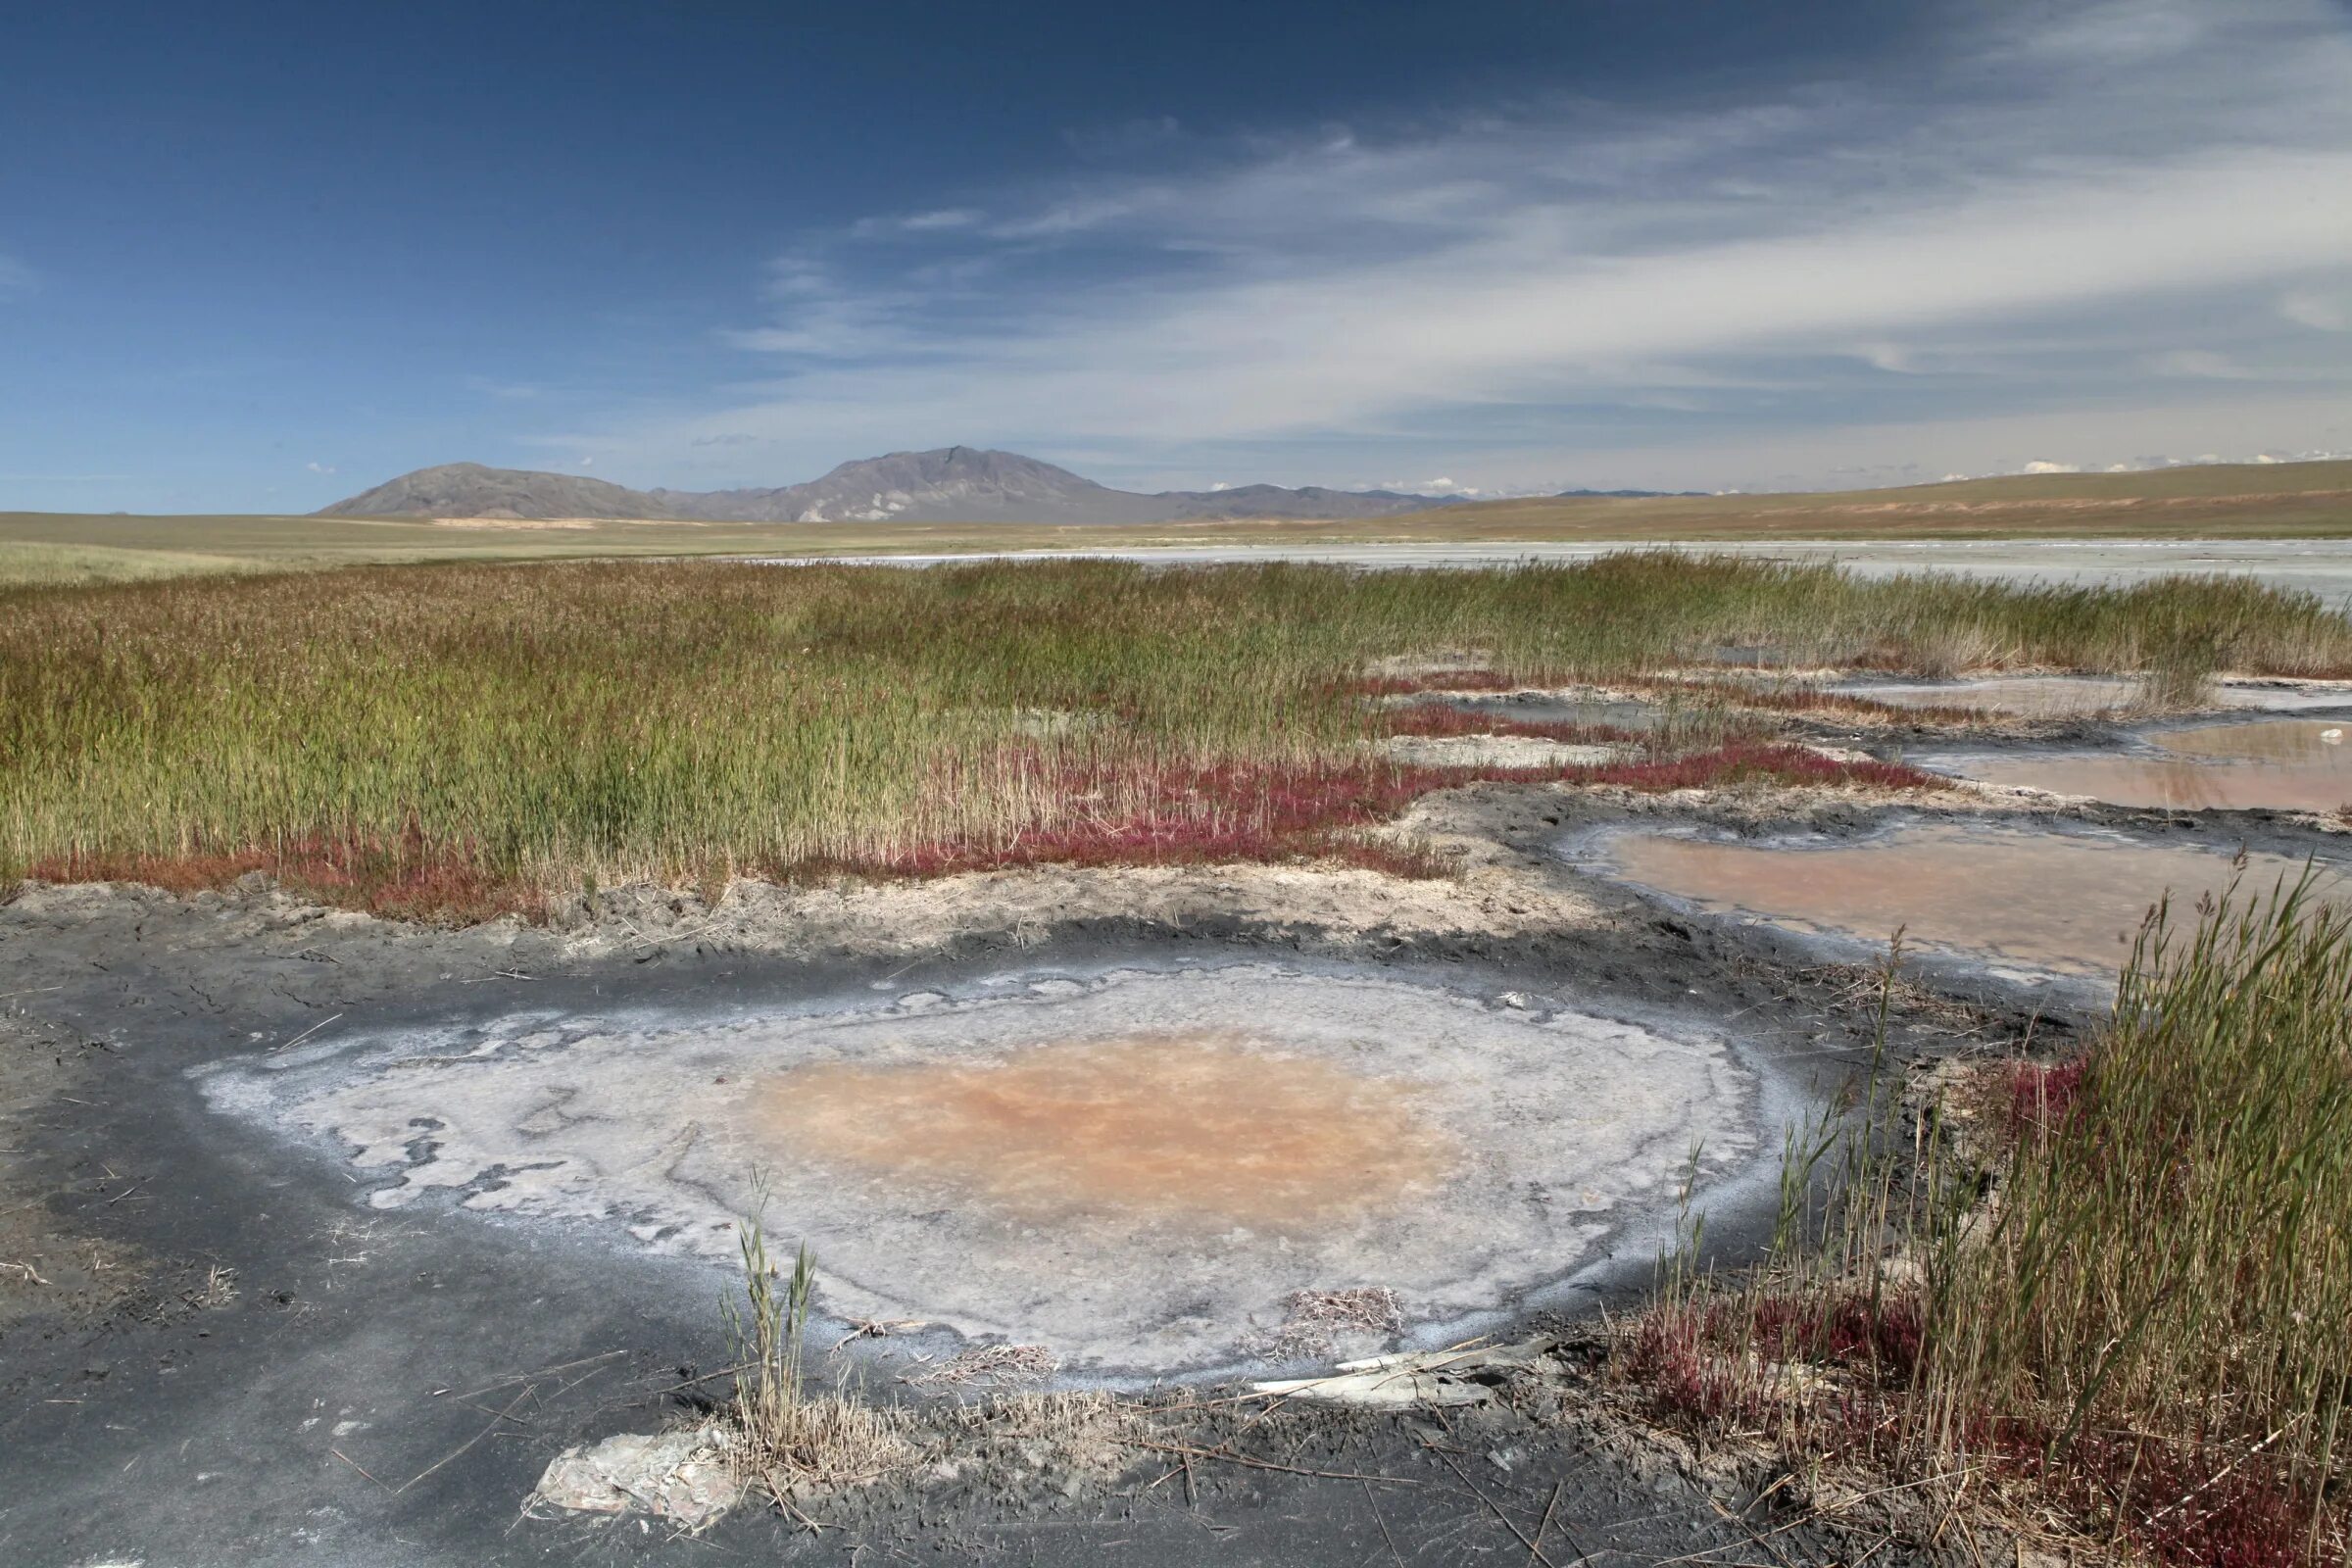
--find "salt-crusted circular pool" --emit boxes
[197,963,1763,1375]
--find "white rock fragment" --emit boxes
[1250,1341,1554,1408]
[531,1425,740,1532]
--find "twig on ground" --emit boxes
[444,1348,628,1402]
[2141,1421,2297,1531]
[1439,1454,1557,1568]
[399,1386,536,1494]
[272,1012,344,1052]
[330,1446,391,1490]
[902,1343,1056,1389]
[1365,1477,1405,1565]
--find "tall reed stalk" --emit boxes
[1918,871,2352,1552]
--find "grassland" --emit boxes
[1429,456,2352,542]
[5,553,2349,917]
[3,459,2348,587]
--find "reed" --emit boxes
[1916,871,2352,1562]
[1628,880,2352,1565]
[4,554,2345,916]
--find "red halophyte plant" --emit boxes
[19,744,1934,917]
[26,826,545,925]
[797,746,1936,881]
[2005,1056,2090,1137]
[1578,742,1940,793]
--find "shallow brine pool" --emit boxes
[1832,675,2144,717]
[1928,718,2352,813]
[1828,675,2352,719]
[1579,820,2342,977]
[197,964,1766,1375]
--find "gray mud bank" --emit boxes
[0,839,1978,1568]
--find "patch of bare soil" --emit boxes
[0,1012,228,1343]
[545,806,1616,963]
[514,777,2022,965]
[660,1336,2086,1566]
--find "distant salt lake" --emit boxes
[747,537,2352,601]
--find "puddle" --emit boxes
[200,965,1763,1373]
[1587,821,2340,975]
[2213,683,2352,711]
[1828,676,2145,716]
[2157,718,2352,763]
[752,1033,1453,1232]
[1930,719,2352,813]
[1831,676,2352,718]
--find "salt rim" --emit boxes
[195,962,1761,1374]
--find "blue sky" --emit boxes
[4,0,2350,513]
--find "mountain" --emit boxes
[1153,483,1454,520]
[318,463,681,521]
[318,447,1467,524]
[649,447,1173,524]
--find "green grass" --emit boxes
[1921,875,2352,1561]
[1426,457,2352,541]
[0,540,269,586]
[3,553,2349,916]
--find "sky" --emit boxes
[3,0,2350,514]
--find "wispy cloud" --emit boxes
[0,252,35,300]
[555,0,2352,491]
[2280,289,2349,331]
[463,376,546,400]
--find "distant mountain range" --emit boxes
[319,447,1688,525]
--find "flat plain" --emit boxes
[5,458,2348,587]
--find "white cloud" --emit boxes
[2021,460,2081,474]
[2147,349,2259,379]
[555,0,2352,492]
[1854,342,1918,373]
[305,461,337,475]
[2280,289,2348,330]
[0,253,33,299]
[628,143,2352,464]
[851,208,984,237]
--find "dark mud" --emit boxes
[0,822,1995,1568]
